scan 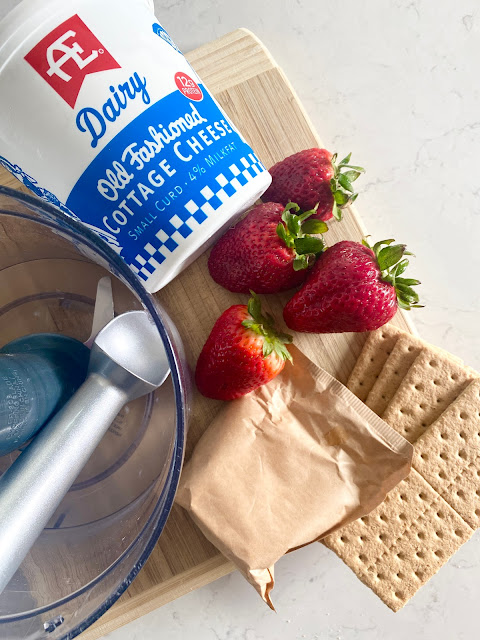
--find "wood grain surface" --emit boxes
[0,28,416,639]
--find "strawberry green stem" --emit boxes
[330,152,365,221]
[362,237,423,310]
[276,202,328,271]
[242,292,293,361]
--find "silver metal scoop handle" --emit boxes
[0,373,127,593]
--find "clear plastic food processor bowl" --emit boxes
[0,185,188,640]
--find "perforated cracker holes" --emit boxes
[347,325,401,401]
[414,379,480,529]
[323,469,473,611]
[382,351,476,443]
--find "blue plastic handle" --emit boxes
[0,334,89,456]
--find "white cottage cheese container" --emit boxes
[0,0,271,292]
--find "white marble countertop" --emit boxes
[104,1,480,639]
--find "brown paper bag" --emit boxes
[176,346,413,607]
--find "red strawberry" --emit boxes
[208,202,327,294]
[196,292,292,400]
[283,238,422,333]
[263,149,365,221]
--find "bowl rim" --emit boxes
[0,185,187,636]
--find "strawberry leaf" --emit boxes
[278,331,293,344]
[332,202,341,221]
[293,255,310,271]
[334,190,349,205]
[338,174,354,193]
[282,202,300,217]
[294,236,324,255]
[328,152,365,221]
[243,292,293,362]
[393,259,409,276]
[369,237,423,311]
[285,212,301,236]
[396,283,420,303]
[247,291,263,322]
[276,203,327,268]
[344,170,362,182]
[362,236,372,249]
[377,244,406,271]
[273,342,293,361]
[396,277,421,286]
[265,312,277,327]
[298,209,316,223]
[276,222,291,246]
[397,298,411,310]
[373,238,395,253]
[301,219,328,234]
[263,341,274,357]
[382,273,395,285]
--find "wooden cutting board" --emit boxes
[0,29,416,639]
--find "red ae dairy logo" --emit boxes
[25,14,120,108]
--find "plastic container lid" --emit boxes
[0,0,154,70]
[0,0,22,22]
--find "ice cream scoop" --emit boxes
[0,276,114,455]
[0,310,170,593]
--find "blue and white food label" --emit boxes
[0,0,270,291]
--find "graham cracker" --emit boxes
[413,379,480,529]
[381,350,476,443]
[347,325,401,401]
[323,468,474,611]
[365,336,463,416]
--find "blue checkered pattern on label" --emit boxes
[130,153,267,281]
